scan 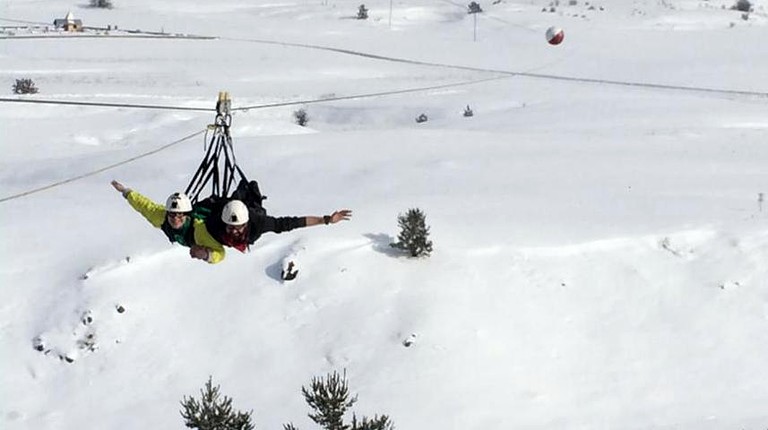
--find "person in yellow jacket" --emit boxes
[110,180,225,264]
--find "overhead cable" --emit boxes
[0,129,206,204]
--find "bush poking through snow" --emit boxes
[415,113,428,123]
[391,208,433,257]
[467,1,483,13]
[294,108,309,126]
[732,0,752,12]
[90,0,114,9]
[357,4,369,19]
[12,78,38,95]
[180,377,255,430]
[284,370,394,430]
[463,105,474,117]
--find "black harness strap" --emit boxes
[184,108,249,205]
[184,127,220,202]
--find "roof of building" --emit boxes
[54,11,83,26]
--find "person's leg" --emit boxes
[233,179,266,214]
[247,180,264,203]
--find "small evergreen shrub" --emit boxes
[390,208,433,257]
[90,0,114,9]
[467,1,483,13]
[180,377,255,430]
[732,0,752,12]
[284,370,394,430]
[463,105,474,117]
[415,113,428,123]
[357,4,369,19]
[12,78,38,94]
[294,108,309,126]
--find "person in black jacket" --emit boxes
[205,180,352,253]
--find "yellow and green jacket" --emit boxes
[125,190,225,264]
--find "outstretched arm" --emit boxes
[304,209,353,227]
[111,179,166,227]
[257,210,353,236]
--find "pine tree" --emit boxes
[284,371,394,430]
[357,4,369,19]
[180,377,255,430]
[90,0,113,9]
[391,208,433,257]
[12,78,38,95]
[467,1,483,13]
[733,0,751,12]
[303,371,355,430]
[350,415,394,430]
[294,108,309,126]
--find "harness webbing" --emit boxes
[185,99,248,204]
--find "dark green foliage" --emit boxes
[285,371,394,430]
[303,371,356,430]
[350,415,394,430]
[467,1,483,13]
[12,78,38,95]
[357,4,369,19]
[732,0,752,12]
[90,0,114,8]
[180,377,255,430]
[391,208,433,258]
[294,108,309,126]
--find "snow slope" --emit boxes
[2,0,768,428]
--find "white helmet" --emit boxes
[221,200,249,226]
[166,192,192,213]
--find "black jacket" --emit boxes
[205,205,306,246]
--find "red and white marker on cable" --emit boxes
[546,26,564,45]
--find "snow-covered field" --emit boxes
[2,0,768,428]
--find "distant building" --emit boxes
[54,11,83,32]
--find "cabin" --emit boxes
[53,11,83,32]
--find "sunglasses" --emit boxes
[226,224,247,233]
[167,212,188,219]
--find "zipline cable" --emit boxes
[219,36,768,99]
[0,129,206,204]
[232,75,510,111]
[3,20,766,100]
[0,97,215,112]
[0,75,510,113]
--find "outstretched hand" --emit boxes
[111,180,128,193]
[329,209,352,224]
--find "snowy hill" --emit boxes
[2,0,768,428]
